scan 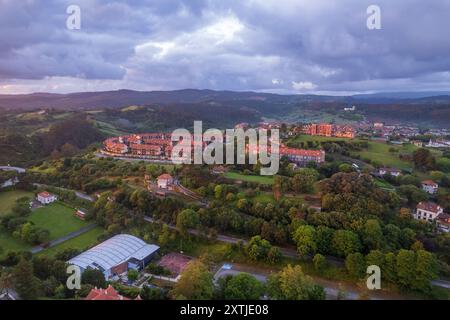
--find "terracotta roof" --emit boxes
[85,285,130,301]
[38,191,54,198]
[438,213,450,226]
[422,180,438,187]
[416,202,442,213]
[280,147,324,157]
[158,174,173,180]
[130,143,161,151]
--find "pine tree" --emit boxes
[13,258,40,300]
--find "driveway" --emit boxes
[30,223,97,254]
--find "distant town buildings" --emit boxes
[426,139,450,148]
[344,106,356,111]
[36,191,57,205]
[410,140,423,147]
[234,122,250,130]
[373,122,384,129]
[421,180,439,194]
[301,123,355,139]
[102,132,325,168]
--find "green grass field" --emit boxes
[356,141,415,170]
[0,190,34,216]
[29,202,89,240]
[224,172,274,185]
[94,120,129,136]
[252,192,276,203]
[38,226,104,257]
[0,230,31,258]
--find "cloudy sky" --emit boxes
[1,0,450,95]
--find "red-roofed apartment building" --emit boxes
[85,285,141,300]
[279,147,325,166]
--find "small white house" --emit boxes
[414,202,444,223]
[37,191,57,205]
[157,174,174,190]
[379,167,401,177]
[421,180,438,194]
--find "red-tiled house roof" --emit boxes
[85,285,130,301]
[416,202,442,213]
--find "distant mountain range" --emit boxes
[1,89,450,110]
[0,89,449,127]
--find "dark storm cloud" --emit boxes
[0,0,449,93]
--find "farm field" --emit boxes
[28,202,89,240]
[224,172,274,185]
[0,190,34,216]
[38,226,104,257]
[287,136,420,171]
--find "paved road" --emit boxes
[96,152,174,164]
[74,191,95,202]
[213,264,378,300]
[31,223,97,254]
[431,279,450,289]
[144,215,450,294]
[0,166,26,173]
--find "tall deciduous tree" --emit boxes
[171,260,214,300]
[222,273,264,300]
[293,225,317,257]
[267,265,325,300]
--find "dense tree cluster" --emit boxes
[0,197,50,245]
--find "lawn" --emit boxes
[0,190,34,216]
[252,192,276,203]
[355,141,415,170]
[38,227,104,257]
[224,172,274,185]
[29,202,89,240]
[0,229,31,258]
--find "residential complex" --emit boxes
[103,133,326,167]
[301,123,355,139]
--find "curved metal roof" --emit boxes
[68,234,159,271]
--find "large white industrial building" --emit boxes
[68,234,160,279]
